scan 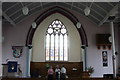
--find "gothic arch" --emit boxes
[26,6,88,47]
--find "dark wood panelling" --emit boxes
[30,62,83,78]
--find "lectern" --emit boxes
[2,61,19,77]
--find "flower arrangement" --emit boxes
[86,66,94,74]
[46,64,50,70]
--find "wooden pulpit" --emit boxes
[2,61,20,77]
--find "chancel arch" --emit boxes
[32,13,81,62]
[26,7,88,47]
[26,7,88,77]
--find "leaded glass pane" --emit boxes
[50,34,54,60]
[55,20,59,24]
[64,34,68,61]
[48,28,53,34]
[46,34,50,61]
[52,21,55,25]
[60,34,63,61]
[53,24,56,28]
[45,19,68,61]
[61,28,66,34]
[58,24,61,28]
[59,21,62,25]
[55,34,59,61]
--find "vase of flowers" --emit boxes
[86,66,94,75]
[46,64,50,70]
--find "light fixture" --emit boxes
[22,6,29,15]
[84,7,90,16]
[84,1,94,16]
[76,22,81,28]
[108,36,112,43]
[32,22,37,28]
[11,66,14,70]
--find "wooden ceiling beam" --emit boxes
[98,3,119,26]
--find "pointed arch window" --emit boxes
[45,19,68,61]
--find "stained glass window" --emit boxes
[45,19,68,61]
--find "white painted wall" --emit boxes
[69,10,115,77]
[86,27,113,77]
[2,46,28,77]
[32,13,82,62]
[2,10,42,77]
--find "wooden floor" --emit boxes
[1,77,119,80]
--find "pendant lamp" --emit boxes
[84,6,90,16]
[76,22,81,28]
[84,1,94,16]
[22,6,29,15]
[32,22,37,28]
[108,36,112,43]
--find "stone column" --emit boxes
[110,22,116,78]
[81,45,87,71]
[26,45,32,77]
